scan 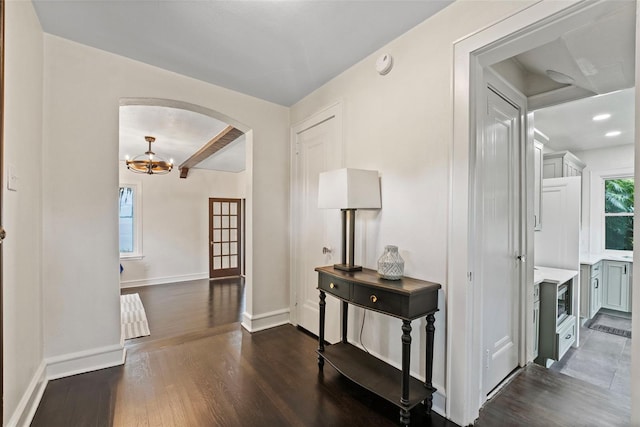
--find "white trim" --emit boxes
[289,101,344,327]
[119,272,209,288]
[45,344,126,380]
[241,308,291,333]
[6,361,48,427]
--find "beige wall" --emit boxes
[291,0,534,420]
[3,1,45,424]
[42,34,289,362]
[118,163,246,286]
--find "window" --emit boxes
[119,184,142,258]
[604,178,634,252]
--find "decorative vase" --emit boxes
[377,245,404,280]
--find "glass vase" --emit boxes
[377,245,404,280]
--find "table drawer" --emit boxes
[318,275,351,300]
[352,286,404,316]
[556,316,576,360]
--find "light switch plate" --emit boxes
[7,164,17,191]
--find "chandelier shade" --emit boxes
[126,136,174,175]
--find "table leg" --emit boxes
[400,319,412,426]
[318,290,326,369]
[425,313,436,413]
[342,301,348,344]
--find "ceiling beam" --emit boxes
[179,125,244,179]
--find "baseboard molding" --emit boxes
[45,343,126,380]
[241,308,290,333]
[6,360,48,427]
[120,272,208,288]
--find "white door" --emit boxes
[292,106,342,343]
[478,87,522,395]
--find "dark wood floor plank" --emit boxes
[32,278,455,427]
[474,363,630,427]
[33,277,624,427]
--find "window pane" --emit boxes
[605,179,634,213]
[119,217,133,253]
[119,187,135,253]
[605,216,634,251]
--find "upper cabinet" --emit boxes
[533,130,547,231]
[543,151,586,179]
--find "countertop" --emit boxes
[534,266,578,285]
[580,253,634,265]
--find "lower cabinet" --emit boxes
[536,279,577,364]
[580,261,602,320]
[603,261,631,312]
[533,283,540,359]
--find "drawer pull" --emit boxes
[330,283,335,289]
[370,295,378,303]
[565,334,572,340]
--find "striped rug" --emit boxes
[121,293,151,340]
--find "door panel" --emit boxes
[480,87,521,395]
[209,198,242,278]
[293,112,342,343]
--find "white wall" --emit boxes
[119,162,246,286]
[42,35,289,367]
[573,144,634,253]
[3,1,46,425]
[290,0,533,421]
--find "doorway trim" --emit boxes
[447,1,623,424]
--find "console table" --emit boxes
[315,266,441,426]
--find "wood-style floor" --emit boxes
[31,278,630,426]
[31,278,455,427]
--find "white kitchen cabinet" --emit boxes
[602,260,631,312]
[543,151,585,179]
[580,261,602,320]
[533,139,544,231]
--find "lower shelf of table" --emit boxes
[317,342,432,410]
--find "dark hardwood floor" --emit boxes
[474,363,631,427]
[31,278,455,427]
[31,278,629,426]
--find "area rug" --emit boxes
[586,313,631,338]
[121,293,151,340]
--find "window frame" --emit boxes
[602,175,634,255]
[119,182,143,259]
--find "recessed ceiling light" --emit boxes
[606,131,621,137]
[592,114,611,121]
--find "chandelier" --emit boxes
[126,136,174,175]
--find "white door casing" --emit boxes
[477,85,522,396]
[291,103,343,344]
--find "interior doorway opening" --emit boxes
[450,1,638,424]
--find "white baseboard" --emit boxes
[45,343,126,380]
[120,272,208,288]
[241,308,290,332]
[6,360,48,427]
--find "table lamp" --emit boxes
[318,168,381,272]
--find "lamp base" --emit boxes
[333,264,363,272]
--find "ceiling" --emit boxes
[120,105,246,173]
[492,0,635,153]
[534,88,635,153]
[33,0,453,107]
[37,1,453,174]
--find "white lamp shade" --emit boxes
[318,168,381,209]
